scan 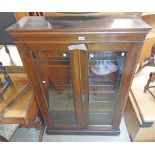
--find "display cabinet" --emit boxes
[7,16,151,135]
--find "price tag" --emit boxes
[78,36,85,41]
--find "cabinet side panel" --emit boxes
[123,97,140,141]
[15,43,52,128]
[112,42,144,129]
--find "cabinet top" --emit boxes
[7,16,151,33]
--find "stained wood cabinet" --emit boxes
[7,16,151,135]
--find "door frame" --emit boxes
[79,42,143,130]
[16,41,143,132]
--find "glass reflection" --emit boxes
[89,51,126,125]
[48,52,76,126]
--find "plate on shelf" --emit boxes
[91,60,118,75]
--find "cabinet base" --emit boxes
[46,128,120,135]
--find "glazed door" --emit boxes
[30,44,82,129]
[79,43,132,130]
[28,42,141,131]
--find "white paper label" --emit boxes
[68,44,87,51]
[78,36,85,40]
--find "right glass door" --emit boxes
[88,44,128,126]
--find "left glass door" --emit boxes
[31,44,80,128]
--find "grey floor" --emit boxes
[11,128,40,142]
[10,118,130,142]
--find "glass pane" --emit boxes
[44,51,76,126]
[49,53,76,125]
[89,50,127,125]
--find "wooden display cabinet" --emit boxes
[7,16,151,135]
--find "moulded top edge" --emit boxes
[6,16,152,33]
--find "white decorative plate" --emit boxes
[91,60,118,75]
